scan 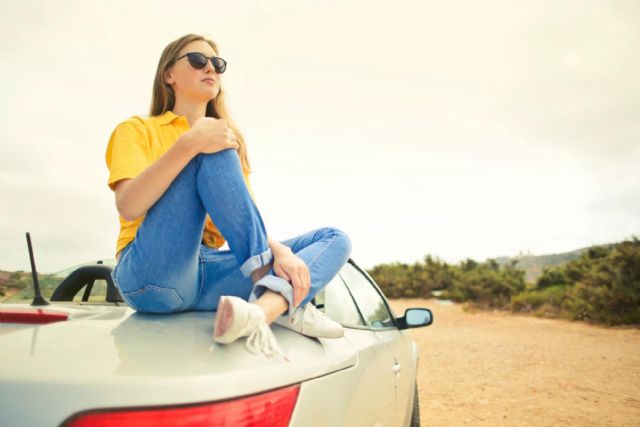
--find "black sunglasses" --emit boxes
[176,52,227,74]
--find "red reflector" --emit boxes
[0,307,69,324]
[63,384,300,427]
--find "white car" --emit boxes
[0,257,433,427]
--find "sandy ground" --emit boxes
[387,298,640,427]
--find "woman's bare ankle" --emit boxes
[253,289,289,324]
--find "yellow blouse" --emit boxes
[105,110,255,258]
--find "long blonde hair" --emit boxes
[150,33,251,174]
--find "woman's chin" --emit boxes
[191,93,217,104]
[204,91,219,102]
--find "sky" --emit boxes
[1,0,638,273]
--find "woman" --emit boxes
[106,33,352,361]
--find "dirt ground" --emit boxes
[387,298,640,427]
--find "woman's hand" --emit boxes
[187,117,239,155]
[272,249,311,309]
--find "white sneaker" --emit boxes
[213,295,289,361]
[273,302,344,338]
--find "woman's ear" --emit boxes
[164,69,175,85]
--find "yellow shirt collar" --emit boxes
[155,110,182,126]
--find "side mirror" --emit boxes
[396,307,433,329]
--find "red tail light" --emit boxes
[62,384,300,427]
[0,307,68,324]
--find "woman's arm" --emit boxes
[268,236,292,256]
[113,117,238,221]
[268,235,311,308]
[114,132,200,221]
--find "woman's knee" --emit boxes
[197,149,246,186]
[199,148,241,168]
[324,226,352,258]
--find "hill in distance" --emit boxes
[492,243,616,284]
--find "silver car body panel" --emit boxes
[0,302,359,427]
[0,260,425,427]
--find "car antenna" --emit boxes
[26,232,50,306]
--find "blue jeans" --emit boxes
[111,148,352,319]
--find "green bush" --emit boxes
[444,259,525,309]
[562,238,640,325]
[511,285,567,312]
[536,268,568,289]
[368,236,640,326]
[369,255,456,299]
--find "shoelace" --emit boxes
[246,321,290,362]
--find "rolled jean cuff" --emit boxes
[239,248,273,278]
[250,274,296,319]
